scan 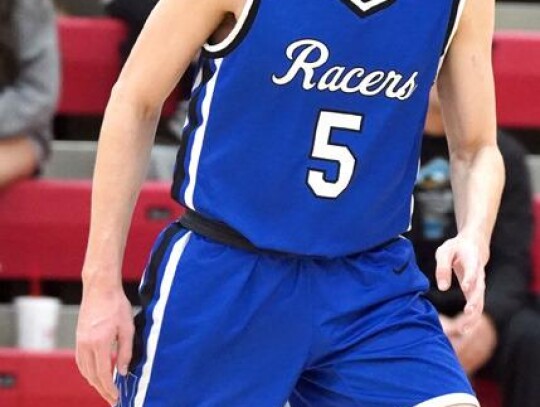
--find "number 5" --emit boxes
[307,111,363,199]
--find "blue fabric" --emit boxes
[129,225,191,384]
[177,58,217,201]
[118,225,474,406]
[173,0,458,256]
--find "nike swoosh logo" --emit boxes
[393,255,412,274]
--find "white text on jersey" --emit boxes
[272,39,419,101]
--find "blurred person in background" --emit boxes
[0,0,59,189]
[409,87,540,407]
[101,0,158,61]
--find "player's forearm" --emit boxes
[450,142,504,248]
[82,87,160,286]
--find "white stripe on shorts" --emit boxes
[134,232,192,407]
[414,392,480,407]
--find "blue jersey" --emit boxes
[172,0,465,256]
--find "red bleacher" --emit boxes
[57,17,180,116]
[493,32,540,129]
[57,18,127,115]
[0,180,183,291]
[0,17,539,407]
[0,349,104,407]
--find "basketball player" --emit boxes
[76,0,504,406]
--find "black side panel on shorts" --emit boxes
[129,223,183,372]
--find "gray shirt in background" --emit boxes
[0,0,59,159]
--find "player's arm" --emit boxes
[435,0,505,333]
[76,0,240,404]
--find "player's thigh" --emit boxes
[121,225,311,407]
[292,291,478,407]
[291,297,478,407]
[291,239,478,407]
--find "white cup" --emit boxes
[14,296,61,351]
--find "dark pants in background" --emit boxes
[481,306,540,407]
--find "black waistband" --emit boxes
[179,209,401,258]
[179,208,266,253]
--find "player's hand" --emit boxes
[76,277,134,406]
[435,233,489,333]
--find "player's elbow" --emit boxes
[449,129,498,163]
[451,141,505,186]
[109,80,163,123]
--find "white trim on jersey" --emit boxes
[437,0,468,75]
[406,195,415,232]
[407,159,421,232]
[192,67,204,93]
[133,232,192,407]
[348,0,394,13]
[414,393,480,407]
[203,0,255,53]
[181,65,205,132]
[184,59,224,210]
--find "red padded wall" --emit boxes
[493,32,540,129]
[0,180,183,283]
[0,349,106,407]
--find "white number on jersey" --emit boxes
[307,111,363,199]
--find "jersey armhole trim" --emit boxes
[202,0,261,59]
[436,0,467,76]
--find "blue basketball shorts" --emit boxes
[115,222,478,407]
